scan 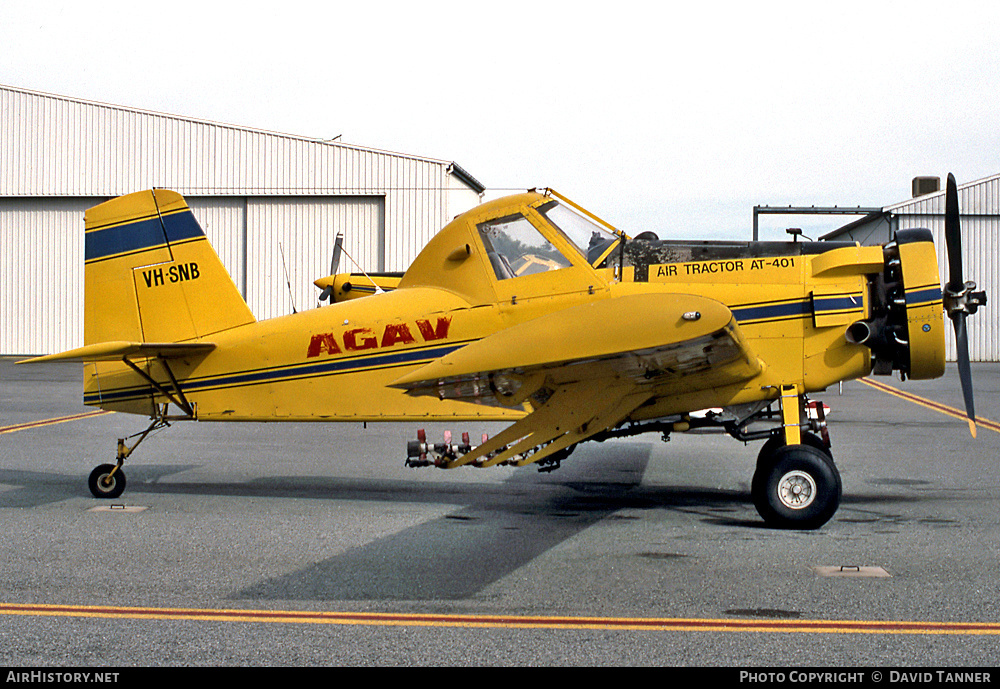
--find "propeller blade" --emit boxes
[331,233,344,275]
[951,312,977,437]
[942,174,977,436]
[315,233,345,304]
[944,172,963,292]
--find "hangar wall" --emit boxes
[0,85,485,355]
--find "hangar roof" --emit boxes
[0,83,484,197]
[821,173,1000,241]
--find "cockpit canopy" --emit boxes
[399,190,621,305]
[477,198,619,281]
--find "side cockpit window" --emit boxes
[477,214,573,280]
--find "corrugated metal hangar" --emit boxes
[823,174,999,362]
[1,84,485,355]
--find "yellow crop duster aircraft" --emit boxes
[21,174,986,529]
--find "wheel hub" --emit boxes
[777,470,817,510]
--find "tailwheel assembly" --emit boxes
[87,404,173,499]
[85,355,195,499]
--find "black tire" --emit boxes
[757,431,831,465]
[752,444,841,529]
[88,464,126,499]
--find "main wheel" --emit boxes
[752,444,841,529]
[88,463,126,499]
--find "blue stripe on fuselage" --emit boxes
[83,343,466,405]
[812,294,863,312]
[731,299,810,323]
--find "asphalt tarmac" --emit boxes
[1,357,998,668]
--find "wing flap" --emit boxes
[444,378,652,469]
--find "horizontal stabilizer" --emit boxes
[17,340,215,364]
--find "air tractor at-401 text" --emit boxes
[655,257,797,278]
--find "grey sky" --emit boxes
[3,0,998,240]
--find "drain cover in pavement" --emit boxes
[813,565,890,578]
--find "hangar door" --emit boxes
[186,196,247,303]
[0,197,95,355]
[243,196,385,321]
[189,195,385,322]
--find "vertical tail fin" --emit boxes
[84,189,255,344]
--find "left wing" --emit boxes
[391,293,761,468]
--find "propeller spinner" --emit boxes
[941,173,988,436]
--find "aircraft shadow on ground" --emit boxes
[0,447,927,602]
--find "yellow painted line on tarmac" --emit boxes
[0,409,114,435]
[1,602,999,635]
[859,378,1000,435]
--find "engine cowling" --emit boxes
[848,228,945,380]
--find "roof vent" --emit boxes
[912,176,941,198]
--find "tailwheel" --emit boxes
[752,444,841,530]
[88,463,127,499]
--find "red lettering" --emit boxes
[381,323,416,347]
[310,319,451,356]
[307,333,342,358]
[343,328,378,351]
[416,316,452,341]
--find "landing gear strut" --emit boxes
[86,355,193,499]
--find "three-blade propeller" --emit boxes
[942,173,988,436]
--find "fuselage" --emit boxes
[81,191,946,424]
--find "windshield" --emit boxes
[477,214,573,280]
[538,200,618,266]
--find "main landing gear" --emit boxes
[751,434,841,530]
[749,385,841,530]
